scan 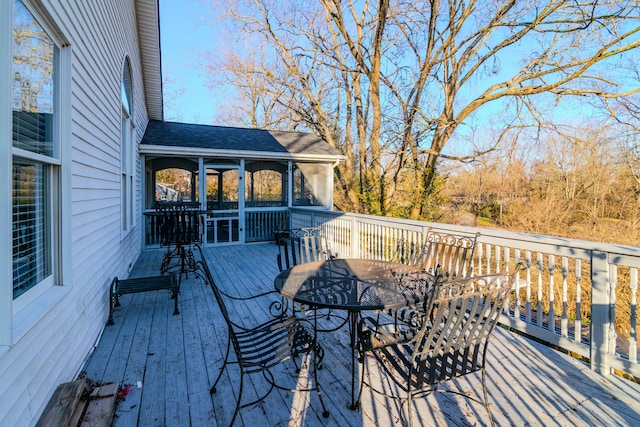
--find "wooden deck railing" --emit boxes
[290,207,640,379]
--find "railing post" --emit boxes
[351,216,359,258]
[590,250,612,375]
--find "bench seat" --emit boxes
[107,274,179,325]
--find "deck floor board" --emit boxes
[83,242,640,426]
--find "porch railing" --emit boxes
[144,208,288,245]
[245,208,288,242]
[290,207,640,379]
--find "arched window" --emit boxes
[121,57,134,231]
[122,59,132,117]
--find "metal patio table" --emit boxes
[146,205,205,277]
[274,258,435,410]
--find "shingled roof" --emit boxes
[140,120,344,161]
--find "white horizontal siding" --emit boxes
[0,0,156,425]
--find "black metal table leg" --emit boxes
[348,310,361,410]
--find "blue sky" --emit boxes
[157,0,636,136]
[159,0,217,124]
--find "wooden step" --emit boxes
[36,379,118,427]
[80,383,119,427]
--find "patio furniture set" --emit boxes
[107,204,520,426]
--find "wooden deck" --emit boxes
[83,243,640,426]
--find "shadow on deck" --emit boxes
[82,243,640,426]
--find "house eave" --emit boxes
[136,0,164,121]
[139,144,347,163]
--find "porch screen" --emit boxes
[293,163,331,207]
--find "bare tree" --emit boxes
[201,0,640,218]
[162,71,187,122]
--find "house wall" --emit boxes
[0,1,151,425]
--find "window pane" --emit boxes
[12,0,56,157]
[13,159,51,298]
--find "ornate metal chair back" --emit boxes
[277,227,331,271]
[421,230,479,278]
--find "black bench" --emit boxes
[107,274,179,325]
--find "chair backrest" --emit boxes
[276,227,330,271]
[157,203,203,246]
[196,258,231,324]
[194,257,251,376]
[391,237,425,267]
[195,251,307,372]
[421,230,479,278]
[407,268,519,389]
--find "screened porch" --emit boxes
[139,120,344,246]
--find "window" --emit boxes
[11,0,58,299]
[121,58,134,231]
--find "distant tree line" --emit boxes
[440,125,640,246]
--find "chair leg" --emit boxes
[228,368,243,427]
[211,332,232,394]
[172,287,180,315]
[312,346,330,418]
[356,351,367,409]
[406,391,414,427]
[481,368,496,427]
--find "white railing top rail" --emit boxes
[290,207,640,263]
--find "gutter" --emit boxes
[140,144,347,163]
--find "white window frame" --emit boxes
[121,57,135,234]
[1,0,71,346]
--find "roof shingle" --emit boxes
[141,120,343,158]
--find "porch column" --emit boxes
[140,154,146,248]
[326,163,333,210]
[239,159,245,243]
[198,157,205,210]
[287,161,293,208]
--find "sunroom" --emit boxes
[139,120,345,246]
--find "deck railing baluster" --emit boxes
[561,257,569,338]
[630,267,638,363]
[549,255,556,333]
[575,258,583,344]
[537,253,544,327]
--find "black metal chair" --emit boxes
[358,268,521,427]
[156,202,203,277]
[276,227,347,331]
[276,227,332,272]
[420,229,479,279]
[195,252,329,426]
[390,230,480,328]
